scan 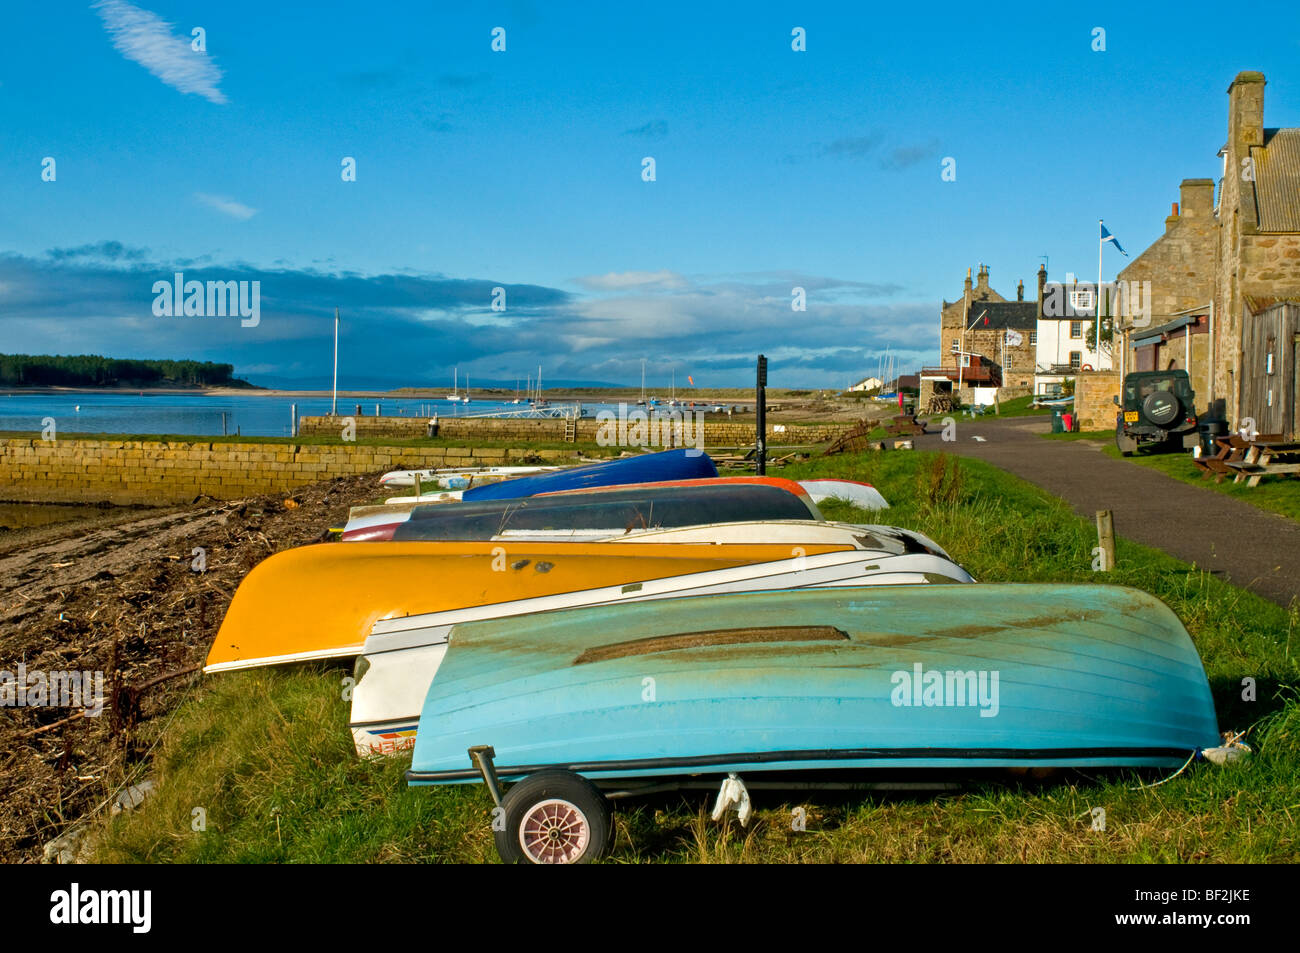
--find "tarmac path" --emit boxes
[912,416,1300,608]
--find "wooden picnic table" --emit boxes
[1227,460,1300,487]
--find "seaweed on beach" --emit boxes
[0,472,382,863]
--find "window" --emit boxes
[1029,331,1037,346]
[1069,320,1082,339]
[950,340,959,352]
[1069,351,1082,370]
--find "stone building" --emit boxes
[1117,71,1300,429]
[923,265,1037,407]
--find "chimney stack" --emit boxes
[975,264,990,296]
[1017,279,1024,301]
[1036,264,1047,319]
[1227,71,1266,160]
[1179,178,1216,217]
[964,267,973,294]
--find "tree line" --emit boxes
[0,354,252,388]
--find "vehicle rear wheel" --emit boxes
[495,770,613,864]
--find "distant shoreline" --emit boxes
[2,385,808,404]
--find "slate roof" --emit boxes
[1251,128,1300,232]
[958,301,1037,331]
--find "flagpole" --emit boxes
[332,306,340,416]
[1096,220,1104,356]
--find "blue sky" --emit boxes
[2,1,1298,389]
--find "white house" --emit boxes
[847,376,883,392]
[1033,275,1113,396]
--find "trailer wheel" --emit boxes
[495,770,613,864]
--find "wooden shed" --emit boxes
[1240,301,1300,439]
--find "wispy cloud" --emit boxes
[92,0,226,104]
[194,193,258,220]
[622,120,668,139]
[819,134,882,158]
[574,270,687,292]
[880,140,941,170]
[47,240,149,262]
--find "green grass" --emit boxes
[94,450,1299,863]
[992,394,1054,417]
[1097,443,1300,523]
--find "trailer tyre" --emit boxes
[495,770,613,865]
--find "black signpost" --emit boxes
[755,354,767,475]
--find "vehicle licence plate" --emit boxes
[1124,411,1139,422]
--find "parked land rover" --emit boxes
[1114,370,1199,455]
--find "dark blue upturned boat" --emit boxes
[461,449,716,502]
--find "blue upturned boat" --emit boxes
[461,448,717,502]
[407,584,1219,863]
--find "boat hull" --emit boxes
[406,585,1219,782]
[379,466,561,489]
[203,539,855,672]
[350,545,974,756]
[798,479,889,510]
[461,449,717,502]
[343,479,822,542]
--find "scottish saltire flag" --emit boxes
[1100,223,1128,257]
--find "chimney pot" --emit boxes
[1017,280,1024,301]
[1172,202,1179,216]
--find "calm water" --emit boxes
[0,392,531,438]
[0,391,702,438]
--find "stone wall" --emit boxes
[0,438,592,505]
[1073,371,1122,431]
[297,414,850,446]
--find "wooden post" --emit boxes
[1096,510,1116,571]
[755,354,768,475]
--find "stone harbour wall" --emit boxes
[0,438,591,505]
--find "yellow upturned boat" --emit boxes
[204,540,852,673]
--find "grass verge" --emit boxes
[991,394,1055,417]
[94,450,1300,863]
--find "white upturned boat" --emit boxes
[385,490,464,504]
[379,465,562,489]
[798,479,889,510]
[348,520,973,756]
